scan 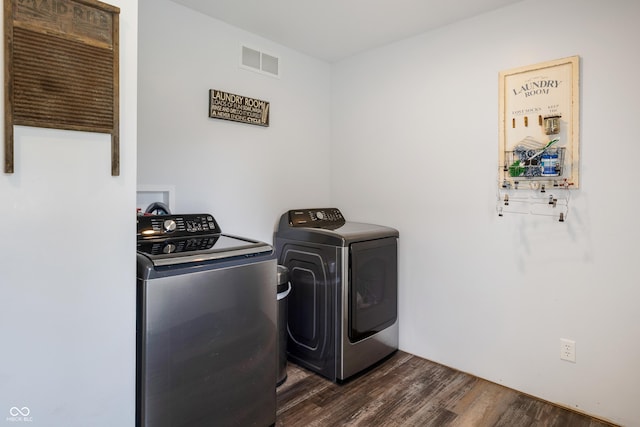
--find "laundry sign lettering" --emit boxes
[209,89,270,127]
[511,78,562,98]
[13,0,114,46]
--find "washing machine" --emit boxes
[136,213,277,427]
[274,208,398,382]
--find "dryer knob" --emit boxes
[315,211,325,220]
[163,219,177,232]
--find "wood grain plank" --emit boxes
[276,351,618,427]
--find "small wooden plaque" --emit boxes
[209,89,270,127]
[4,0,120,175]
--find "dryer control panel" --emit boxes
[288,208,345,229]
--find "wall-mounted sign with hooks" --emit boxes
[498,56,580,190]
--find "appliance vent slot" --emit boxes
[241,45,280,77]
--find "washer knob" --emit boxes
[315,211,325,220]
[163,219,177,232]
[162,243,176,254]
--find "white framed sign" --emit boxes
[499,56,580,188]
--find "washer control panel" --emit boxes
[137,214,221,239]
[288,208,345,228]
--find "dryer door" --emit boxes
[280,244,338,380]
[349,237,398,342]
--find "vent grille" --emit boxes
[241,45,279,77]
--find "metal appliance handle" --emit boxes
[277,282,292,300]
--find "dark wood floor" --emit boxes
[276,351,617,427]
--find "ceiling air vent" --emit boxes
[241,45,280,77]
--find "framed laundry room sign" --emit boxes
[4,0,120,175]
[209,89,270,127]
[498,56,580,188]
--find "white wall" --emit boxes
[137,0,332,243]
[0,1,137,426]
[138,0,639,424]
[331,0,640,425]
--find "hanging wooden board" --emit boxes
[4,0,120,175]
[209,89,270,127]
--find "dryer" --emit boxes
[274,208,398,382]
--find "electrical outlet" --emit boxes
[560,338,576,362]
